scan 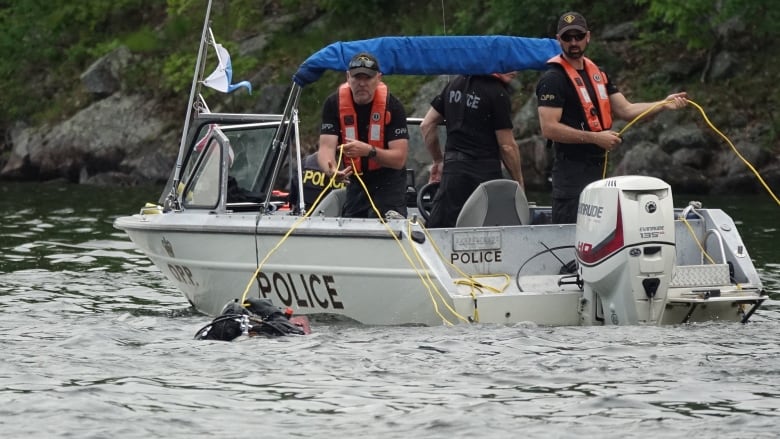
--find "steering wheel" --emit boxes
[416,182,439,222]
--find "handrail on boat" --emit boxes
[258,84,302,214]
[168,0,214,212]
[679,203,704,222]
[702,228,728,265]
[195,113,285,123]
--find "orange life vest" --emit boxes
[338,82,390,173]
[547,55,612,132]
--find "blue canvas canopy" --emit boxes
[292,35,561,86]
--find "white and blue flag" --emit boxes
[203,29,252,94]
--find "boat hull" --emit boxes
[115,205,766,326]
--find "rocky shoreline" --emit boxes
[2,19,778,196]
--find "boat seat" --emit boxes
[314,188,347,217]
[455,179,530,227]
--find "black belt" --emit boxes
[555,151,605,165]
[444,150,495,162]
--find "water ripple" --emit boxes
[1,183,779,438]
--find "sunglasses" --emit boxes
[349,56,377,70]
[560,33,587,42]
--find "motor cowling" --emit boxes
[576,176,676,325]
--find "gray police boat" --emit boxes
[114,14,767,326]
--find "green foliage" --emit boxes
[480,0,570,36]
[0,0,775,149]
[0,0,170,125]
[162,13,200,44]
[230,1,265,32]
[311,0,394,18]
[166,0,202,16]
[162,52,197,95]
[123,27,161,53]
[382,75,429,109]
[475,0,647,36]
[635,0,779,49]
[634,0,718,49]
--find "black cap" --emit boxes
[557,12,588,35]
[348,52,380,77]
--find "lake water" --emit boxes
[1,181,778,438]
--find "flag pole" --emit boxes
[166,0,213,211]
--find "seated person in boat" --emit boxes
[317,52,410,219]
[421,72,525,227]
[288,150,346,213]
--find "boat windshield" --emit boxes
[178,120,283,210]
[183,132,223,207]
[221,123,280,193]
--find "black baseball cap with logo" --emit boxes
[557,12,588,35]
[348,52,380,77]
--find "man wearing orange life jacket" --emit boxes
[536,11,688,224]
[318,52,410,218]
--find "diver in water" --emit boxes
[195,297,310,341]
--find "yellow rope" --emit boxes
[676,211,743,289]
[410,222,514,323]
[404,220,470,325]
[677,215,717,265]
[453,274,510,295]
[685,99,779,206]
[345,163,506,325]
[239,99,774,320]
[237,148,346,306]
[348,167,470,325]
[601,99,780,207]
[239,145,480,325]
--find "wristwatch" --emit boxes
[367,146,377,158]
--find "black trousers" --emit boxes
[551,157,604,224]
[427,159,501,228]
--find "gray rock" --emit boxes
[713,140,768,176]
[252,84,290,114]
[239,34,270,57]
[2,93,169,182]
[408,76,449,117]
[80,46,132,97]
[659,124,711,152]
[600,21,639,41]
[708,51,741,81]
[513,95,540,139]
[518,135,550,188]
[671,147,711,169]
[614,141,710,193]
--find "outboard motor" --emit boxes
[576,176,676,325]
